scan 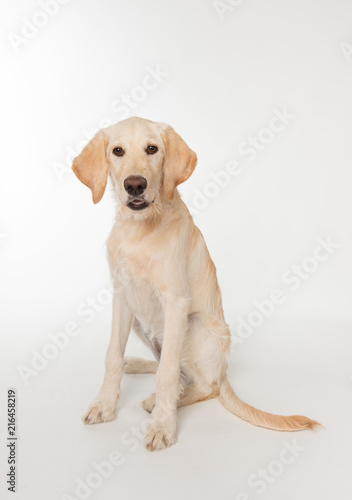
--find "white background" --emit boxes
[1,0,352,499]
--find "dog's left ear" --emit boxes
[159,125,197,200]
[72,130,109,204]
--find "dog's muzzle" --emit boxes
[124,175,149,211]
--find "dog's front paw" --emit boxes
[144,421,177,451]
[83,400,117,425]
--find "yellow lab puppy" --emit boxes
[72,117,319,451]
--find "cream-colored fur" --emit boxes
[72,117,319,451]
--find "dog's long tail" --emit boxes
[218,376,320,431]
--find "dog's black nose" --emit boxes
[123,176,147,196]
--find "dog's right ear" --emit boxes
[72,131,109,204]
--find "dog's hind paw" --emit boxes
[141,393,156,413]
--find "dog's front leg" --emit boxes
[145,295,188,451]
[83,292,132,424]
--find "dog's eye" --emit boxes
[113,147,125,157]
[146,145,158,155]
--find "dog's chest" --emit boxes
[113,249,165,336]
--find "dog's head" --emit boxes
[72,117,197,218]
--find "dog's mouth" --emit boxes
[127,198,150,211]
